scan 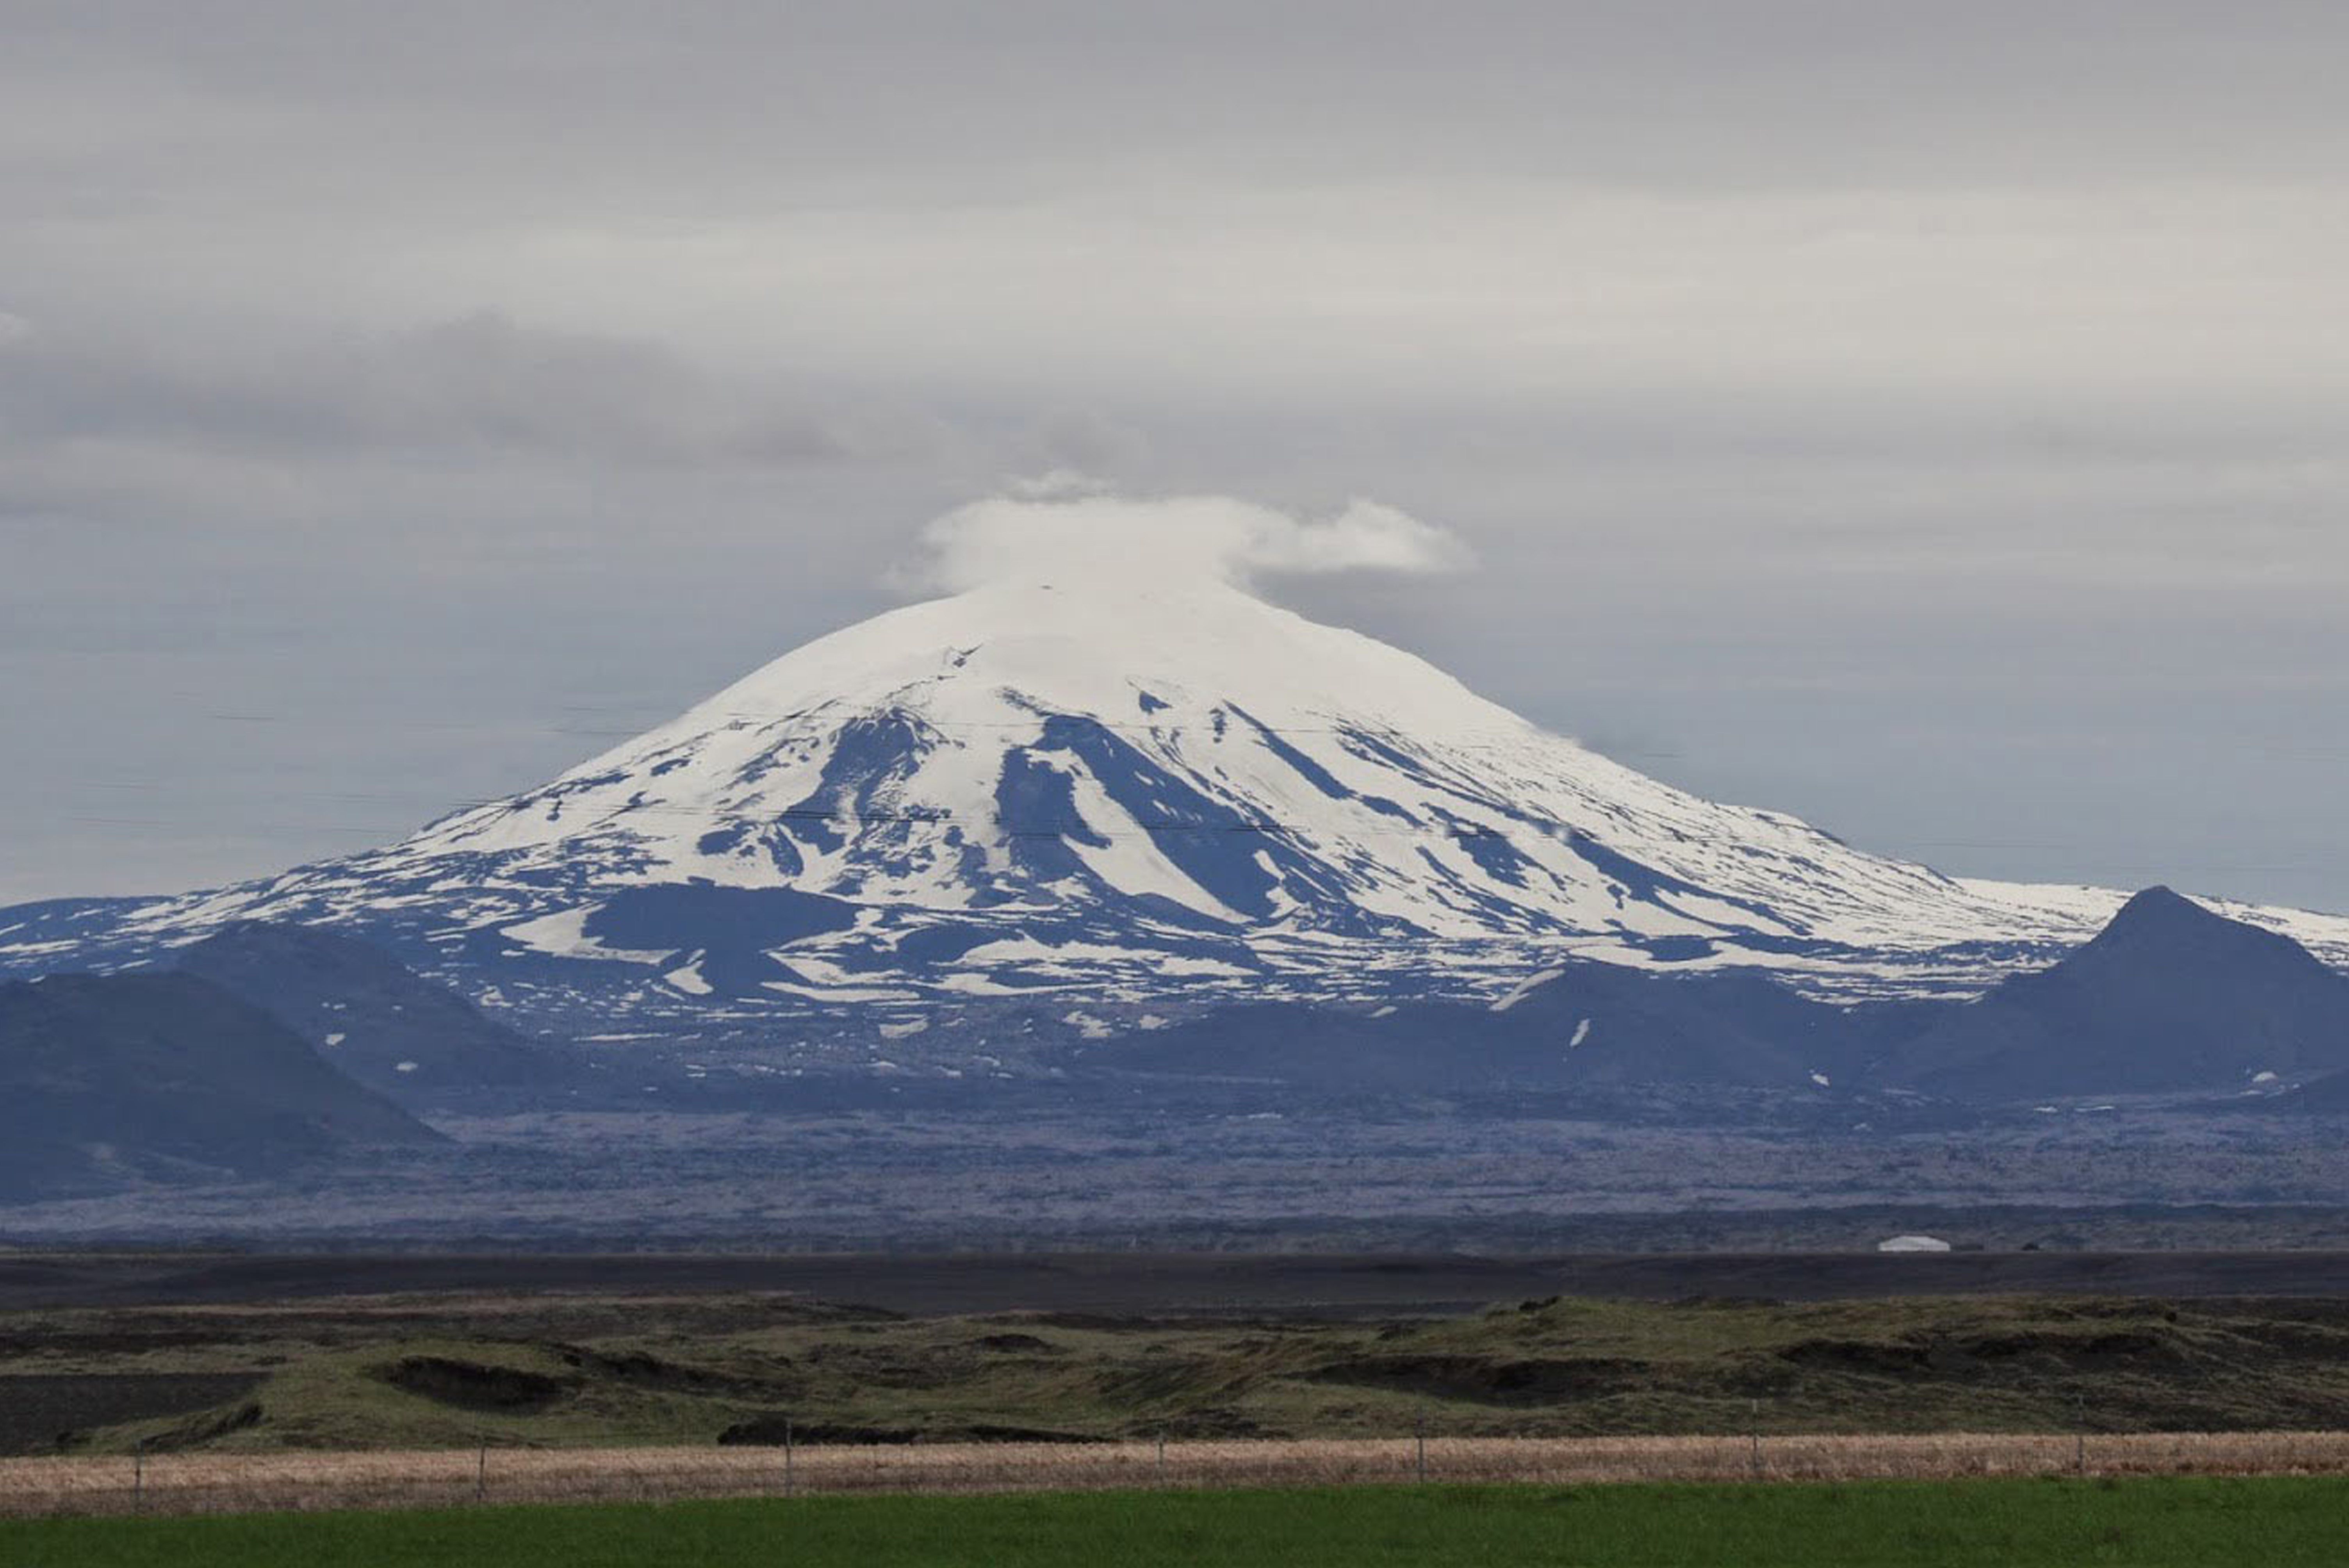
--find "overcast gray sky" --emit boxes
[5,0,2347,913]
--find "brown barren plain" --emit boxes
[12,1430,2349,1519]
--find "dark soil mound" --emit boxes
[1782,1328,2186,1379]
[1953,1329,2181,1368]
[379,1356,569,1413]
[718,1418,918,1446]
[1306,1354,1646,1405]
[551,1345,759,1395]
[1779,1338,1939,1377]
[958,1423,1104,1443]
[147,1400,263,1452]
[716,1417,1100,1446]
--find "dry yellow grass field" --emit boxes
[11,1430,2349,1519]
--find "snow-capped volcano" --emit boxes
[19,564,2339,1031]
[9,493,2349,1061]
[308,577,2142,953]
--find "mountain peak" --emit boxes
[2104,884,2208,930]
[2086,884,2292,962]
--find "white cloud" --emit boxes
[900,490,1475,594]
[1253,498,1477,576]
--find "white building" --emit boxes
[1876,1234,1953,1253]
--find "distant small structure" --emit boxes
[1876,1234,1953,1253]
[2019,1233,2084,1252]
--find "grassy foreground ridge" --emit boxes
[20,1289,2349,1456]
[7,1477,2348,1567]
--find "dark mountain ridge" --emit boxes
[163,921,578,1110]
[5,889,2344,1198]
[0,970,440,1200]
[1882,887,2349,1101]
[1082,889,2349,1106]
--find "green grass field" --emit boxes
[6,1477,2346,1567]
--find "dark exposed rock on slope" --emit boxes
[0,970,440,1199]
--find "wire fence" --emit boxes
[11,1429,2349,1520]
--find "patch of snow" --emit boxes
[1569,1017,1592,1049]
[501,906,675,967]
[760,980,923,1003]
[393,1060,419,1074]
[932,972,1059,996]
[322,1032,346,1048]
[1492,967,1565,1014]
[957,935,1254,978]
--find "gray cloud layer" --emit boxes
[4,2,2347,911]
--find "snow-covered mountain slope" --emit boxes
[9,577,2348,1029]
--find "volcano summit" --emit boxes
[11,552,2349,1054]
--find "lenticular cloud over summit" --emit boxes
[904,490,1476,594]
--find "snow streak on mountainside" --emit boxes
[17,568,2343,1030]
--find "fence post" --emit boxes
[133,1438,144,1514]
[476,1441,487,1504]
[1750,1401,1761,1479]
[1415,1411,1427,1483]
[2075,1395,2087,1477]
[784,1419,794,1497]
[1156,1431,1166,1486]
